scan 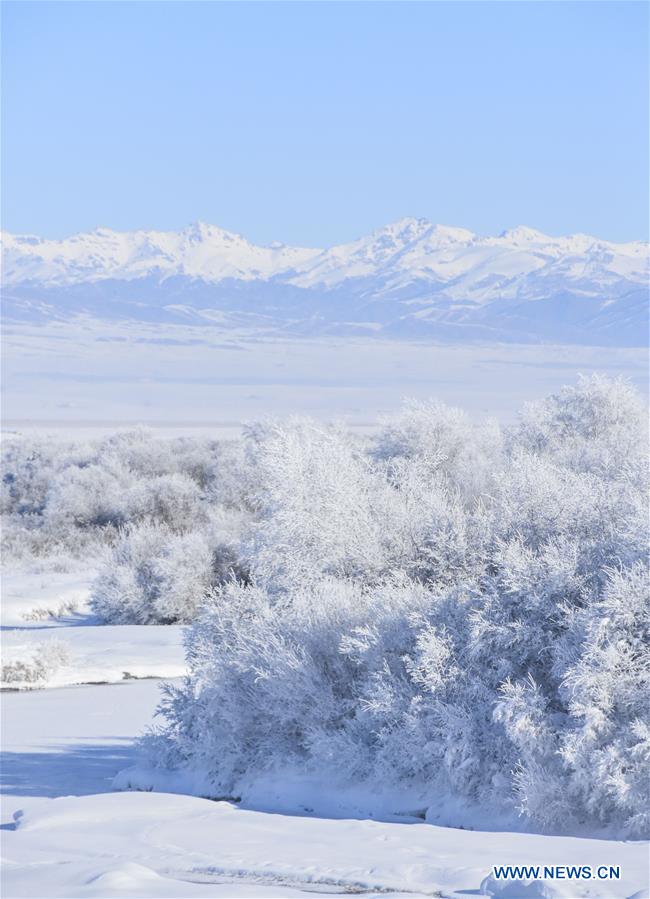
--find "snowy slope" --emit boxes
[2,219,647,345]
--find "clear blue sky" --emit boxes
[2,1,648,245]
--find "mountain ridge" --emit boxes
[2,219,648,346]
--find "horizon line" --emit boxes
[3,217,648,249]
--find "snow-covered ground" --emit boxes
[3,321,647,424]
[1,564,186,689]
[1,680,162,806]
[1,623,186,689]
[2,681,648,899]
[2,565,93,628]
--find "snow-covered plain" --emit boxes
[3,318,647,425]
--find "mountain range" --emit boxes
[2,218,647,345]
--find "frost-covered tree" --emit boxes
[243,421,388,590]
[90,520,242,624]
[561,563,650,833]
[372,398,502,502]
[143,376,649,837]
[513,373,647,479]
[1,429,251,562]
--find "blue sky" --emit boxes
[2,1,648,245]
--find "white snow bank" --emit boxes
[1,563,187,688]
[479,874,559,897]
[1,565,93,628]
[114,765,519,832]
[4,791,648,899]
[1,624,186,689]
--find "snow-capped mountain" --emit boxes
[1,221,319,285]
[2,218,647,345]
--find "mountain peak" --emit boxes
[183,221,240,243]
[499,225,550,243]
[428,223,476,243]
[377,217,432,240]
[376,218,475,245]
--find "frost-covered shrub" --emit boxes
[375,453,493,588]
[97,428,178,478]
[146,577,436,784]
[494,562,650,834]
[3,379,648,833]
[243,421,389,590]
[1,429,250,562]
[1,639,72,687]
[1,516,109,562]
[152,560,649,834]
[560,564,650,832]
[373,399,471,471]
[90,520,242,624]
[369,401,501,586]
[43,450,207,534]
[1,438,55,517]
[45,462,132,529]
[373,398,503,501]
[126,472,206,531]
[145,376,649,837]
[513,373,647,478]
[242,413,499,592]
